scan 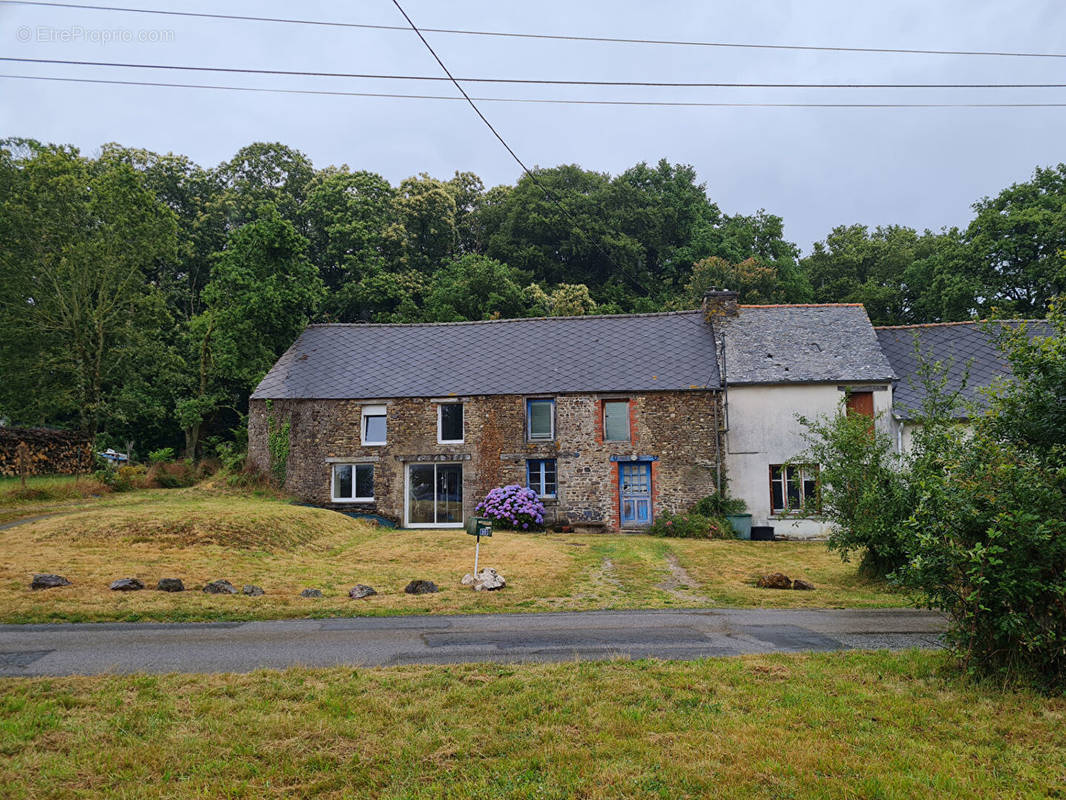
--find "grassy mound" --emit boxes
[35,493,358,553]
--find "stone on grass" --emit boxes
[460,573,476,586]
[156,578,184,592]
[203,579,237,595]
[31,573,71,590]
[792,578,816,591]
[300,588,323,598]
[755,572,793,590]
[348,584,377,599]
[110,578,144,592]
[242,585,264,596]
[404,579,439,595]
[471,567,506,592]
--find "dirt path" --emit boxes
[656,552,710,603]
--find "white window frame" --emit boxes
[331,463,375,504]
[437,402,464,444]
[361,404,387,446]
[527,458,557,499]
[403,461,465,529]
[527,398,555,441]
[769,464,820,515]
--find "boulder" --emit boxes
[460,573,476,586]
[404,579,439,595]
[300,588,323,598]
[792,578,816,591]
[203,579,237,595]
[242,585,265,596]
[109,578,144,592]
[156,578,184,592]
[472,567,506,592]
[755,572,792,590]
[31,573,71,590]
[348,584,377,599]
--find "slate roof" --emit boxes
[715,304,896,385]
[876,320,1055,420]
[251,311,721,400]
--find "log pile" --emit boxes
[0,427,93,477]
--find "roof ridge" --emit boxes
[875,319,1045,330]
[739,303,866,308]
[306,309,704,329]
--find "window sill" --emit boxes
[769,514,824,521]
[361,442,386,447]
[438,439,464,445]
[332,498,375,504]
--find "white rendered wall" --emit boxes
[724,383,893,539]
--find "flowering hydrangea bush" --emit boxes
[475,484,546,531]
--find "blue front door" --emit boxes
[619,462,652,525]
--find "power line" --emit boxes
[5,0,1066,59]
[6,57,1066,89]
[5,73,1066,108]
[387,0,668,308]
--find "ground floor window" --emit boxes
[526,458,557,498]
[770,464,819,514]
[332,463,374,502]
[406,462,463,527]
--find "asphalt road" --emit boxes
[0,608,946,677]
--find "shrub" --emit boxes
[147,447,175,464]
[476,485,545,531]
[693,493,748,517]
[799,408,914,577]
[146,460,197,489]
[897,435,1066,691]
[648,509,732,539]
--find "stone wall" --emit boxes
[249,390,724,530]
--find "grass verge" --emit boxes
[0,650,1062,799]
[0,486,906,623]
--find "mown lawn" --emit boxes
[0,650,1062,799]
[0,486,907,623]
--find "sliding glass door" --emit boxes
[406,463,463,527]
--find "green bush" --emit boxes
[649,506,735,540]
[799,409,913,577]
[898,434,1066,690]
[147,447,175,464]
[692,493,747,517]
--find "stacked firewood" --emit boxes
[0,427,93,477]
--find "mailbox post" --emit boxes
[465,516,493,575]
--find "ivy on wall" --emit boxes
[265,400,291,486]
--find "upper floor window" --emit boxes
[438,403,464,443]
[332,463,374,503]
[361,405,387,446]
[603,400,630,442]
[527,458,557,498]
[527,398,555,441]
[770,464,820,515]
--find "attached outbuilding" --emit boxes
[713,301,896,539]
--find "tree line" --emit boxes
[1,137,1063,455]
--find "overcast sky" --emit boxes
[2,0,1065,252]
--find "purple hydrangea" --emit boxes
[475,484,547,531]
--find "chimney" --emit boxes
[702,288,739,322]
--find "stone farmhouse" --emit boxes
[249,292,1046,537]
[249,306,725,532]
